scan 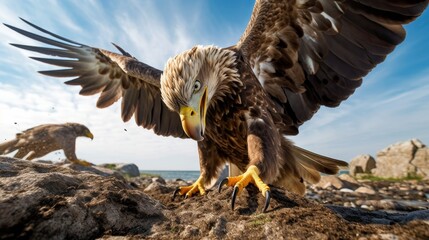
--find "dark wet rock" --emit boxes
[326,205,403,225]
[401,210,429,223]
[355,199,429,211]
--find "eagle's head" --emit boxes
[68,123,94,140]
[160,45,239,141]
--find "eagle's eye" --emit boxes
[193,80,201,92]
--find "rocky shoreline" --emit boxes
[307,175,429,212]
[1,156,428,239]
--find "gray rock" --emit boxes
[99,163,140,177]
[64,163,124,179]
[338,174,360,190]
[372,139,428,179]
[152,177,166,184]
[208,216,227,238]
[315,175,345,189]
[338,174,359,184]
[401,210,429,223]
[180,225,200,238]
[143,182,172,194]
[356,199,429,211]
[412,147,429,178]
[355,186,376,195]
[115,163,140,177]
[349,154,376,176]
[0,156,163,239]
[33,159,54,164]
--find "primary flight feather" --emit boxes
[5,0,428,212]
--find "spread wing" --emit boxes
[236,0,428,134]
[5,18,187,138]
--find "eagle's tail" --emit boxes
[291,145,348,184]
[0,139,19,155]
[274,140,348,196]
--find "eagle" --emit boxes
[0,123,94,166]
[4,0,427,212]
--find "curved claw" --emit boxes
[218,178,229,193]
[172,188,180,200]
[263,190,271,213]
[231,186,239,210]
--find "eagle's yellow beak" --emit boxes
[180,87,208,141]
[85,131,94,140]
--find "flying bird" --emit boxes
[4,0,428,212]
[0,123,94,166]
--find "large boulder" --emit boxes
[314,175,345,189]
[0,157,163,239]
[349,154,376,176]
[412,147,429,179]
[314,175,360,190]
[372,139,429,179]
[99,163,140,177]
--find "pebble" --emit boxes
[340,188,354,193]
[355,186,376,195]
[305,177,429,211]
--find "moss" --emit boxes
[358,173,423,182]
[139,172,161,178]
[103,163,117,170]
[248,214,272,227]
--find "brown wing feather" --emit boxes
[236,0,428,132]
[5,19,187,138]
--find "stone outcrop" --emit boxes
[0,157,163,239]
[349,154,376,176]
[372,139,429,179]
[314,174,360,190]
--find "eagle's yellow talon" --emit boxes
[218,165,270,212]
[72,159,93,167]
[172,176,206,200]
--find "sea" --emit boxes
[141,169,349,181]
[140,170,201,181]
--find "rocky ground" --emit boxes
[1,157,428,239]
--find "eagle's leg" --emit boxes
[218,165,270,212]
[64,148,92,166]
[172,175,206,199]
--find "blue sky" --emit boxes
[0,1,428,170]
